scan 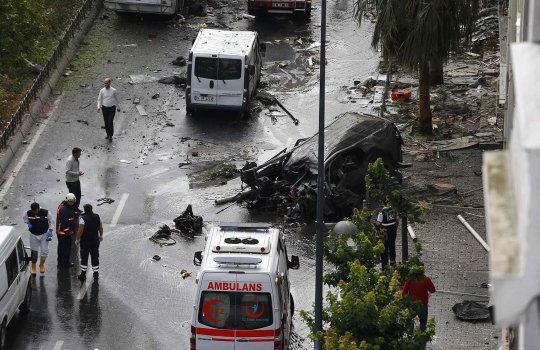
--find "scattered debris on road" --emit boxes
[173,205,203,235]
[97,197,115,206]
[452,301,491,321]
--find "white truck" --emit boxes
[186,29,266,115]
[191,223,299,350]
[247,0,311,16]
[0,226,32,350]
[104,0,184,15]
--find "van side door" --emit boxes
[216,55,244,107]
[3,248,20,320]
[191,54,218,106]
[16,239,29,300]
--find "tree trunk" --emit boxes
[429,58,444,86]
[418,61,432,135]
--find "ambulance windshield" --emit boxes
[198,291,273,330]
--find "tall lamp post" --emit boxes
[314,0,328,347]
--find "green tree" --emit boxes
[354,0,479,134]
[0,0,46,77]
[301,208,435,349]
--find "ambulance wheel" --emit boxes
[0,319,6,350]
[290,294,295,317]
[19,281,32,312]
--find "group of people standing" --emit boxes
[23,78,118,281]
[24,146,103,282]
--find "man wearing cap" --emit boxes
[56,193,77,267]
[23,202,54,274]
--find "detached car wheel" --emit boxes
[19,282,32,312]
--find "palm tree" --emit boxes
[354,0,479,134]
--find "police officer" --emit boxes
[75,203,103,281]
[56,193,77,267]
[377,198,399,267]
[23,203,54,275]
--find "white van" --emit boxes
[0,226,32,350]
[104,0,184,15]
[186,29,266,115]
[191,223,299,350]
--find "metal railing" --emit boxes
[0,0,99,151]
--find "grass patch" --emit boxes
[207,163,239,180]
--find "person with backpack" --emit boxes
[377,198,399,266]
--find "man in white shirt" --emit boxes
[97,78,120,141]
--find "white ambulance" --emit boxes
[186,29,266,115]
[191,223,299,350]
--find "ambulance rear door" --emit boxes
[195,272,235,350]
[234,274,275,350]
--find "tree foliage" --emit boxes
[353,0,479,134]
[301,159,435,349]
[0,0,46,76]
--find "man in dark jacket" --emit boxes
[23,202,54,274]
[75,203,103,281]
[56,193,77,267]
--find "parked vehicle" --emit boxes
[186,29,266,115]
[191,223,299,350]
[247,0,311,16]
[104,0,184,15]
[0,226,32,350]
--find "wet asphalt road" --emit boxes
[1,0,379,348]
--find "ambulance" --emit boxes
[191,223,299,350]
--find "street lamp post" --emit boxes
[314,0,328,347]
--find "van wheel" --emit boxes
[248,7,256,15]
[19,282,32,312]
[0,319,6,350]
[186,106,195,115]
[290,294,295,317]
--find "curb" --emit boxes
[0,0,104,178]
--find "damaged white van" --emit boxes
[186,29,266,115]
[0,226,32,350]
[104,0,184,15]
[191,223,299,350]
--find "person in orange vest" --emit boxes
[56,193,77,268]
[402,262,436,335]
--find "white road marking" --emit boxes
[139,167,169,180]
[0,96,62,202]
[77,275,94,300]
[53,340,64,350]
[297,94,305,109]
[110,193,129,227]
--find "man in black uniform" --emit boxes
[75,204,103,281]
[56,193,77,268]
[23,203,54,274]
[377,198,399,267]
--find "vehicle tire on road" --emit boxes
[290,293,295,317]
[186,106,195,115]
[19,281,32,312]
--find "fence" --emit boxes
[0,0,98,151]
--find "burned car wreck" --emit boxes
[235,112,404,220]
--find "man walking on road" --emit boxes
[97,78,120,141]
[75,204,103,281]
[56,193,77,268]
[377,198,399,267]
[23,202,54,275]
[402,262,436,335]
[66,147,84,213]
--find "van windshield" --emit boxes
[198,291,273,330]
[194,57,242,80]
